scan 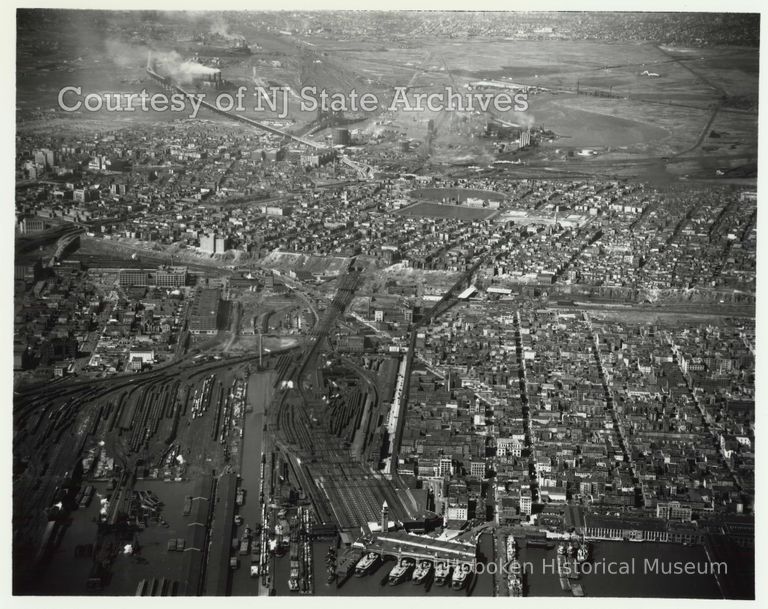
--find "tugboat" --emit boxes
[567,541,577,558]
[451,562,471,590]
[412,560,431,584]
[577,542,590,563]
[354,552,380,576]
[388,557,415,585]
[434,560,452,585]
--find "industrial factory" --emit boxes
[193,69,225,89]
[151,53,229,90]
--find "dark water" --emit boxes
[270,537,723,598]
[519,541,722,598]
[273,531,496,597]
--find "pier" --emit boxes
[353,531,477,567]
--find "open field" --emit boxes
[533,94,680,151]
[410,187,506,202]
[17,17,757,179]
[398,201,498,221]
[328,38,756,172]
[260,251,352,276]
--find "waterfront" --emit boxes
[519,541,723,598]
[270,531,496,597]
[230,371,273,596]
[262,533,727,598]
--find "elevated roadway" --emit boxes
[146,59,325,151]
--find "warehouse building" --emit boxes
[188,288,221,335]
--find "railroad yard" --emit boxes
[14,9,757,601]
[13,263,421,596]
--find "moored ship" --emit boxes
[506,535,517,561]
[412,560,432,584]
[434,560,452,585]
[335,547,364,583]
[577,542,590,563]
[326,545,337,583]
[525,538,554,549]
[451,562,471,590]
[388,557,415,585]
[509,573,523,597]
[354,552,380,577]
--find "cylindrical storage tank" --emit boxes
[332,128,351,147]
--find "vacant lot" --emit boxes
[398,201,497,220]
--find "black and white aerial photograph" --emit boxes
[8,2,761,603]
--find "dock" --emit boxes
[556,553,585,595]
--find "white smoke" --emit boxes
[105,39,149,69]
[170,56,219,83]
[495,116,535,130]
[149,48,219,84]
[517,112,535,129]
[209,14,243,42]
[104,39,218,85]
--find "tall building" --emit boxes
[200,233,228,255]
[33,149,46,167]
[445,502,468,521]
[156,266,187,288]
[20,217,47,234]
[73,188,96,203]
[656,501,693,522]
[22,160,38,180]
[43,148,55,168]
[439,457,453,477]
[264,147,286,162]
[200,233,216,254]
[470,461,486,479]
[118,269,150,287]
[520,490,532,516]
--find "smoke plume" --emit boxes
[209,14,243,41]
[104,39,217,84]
